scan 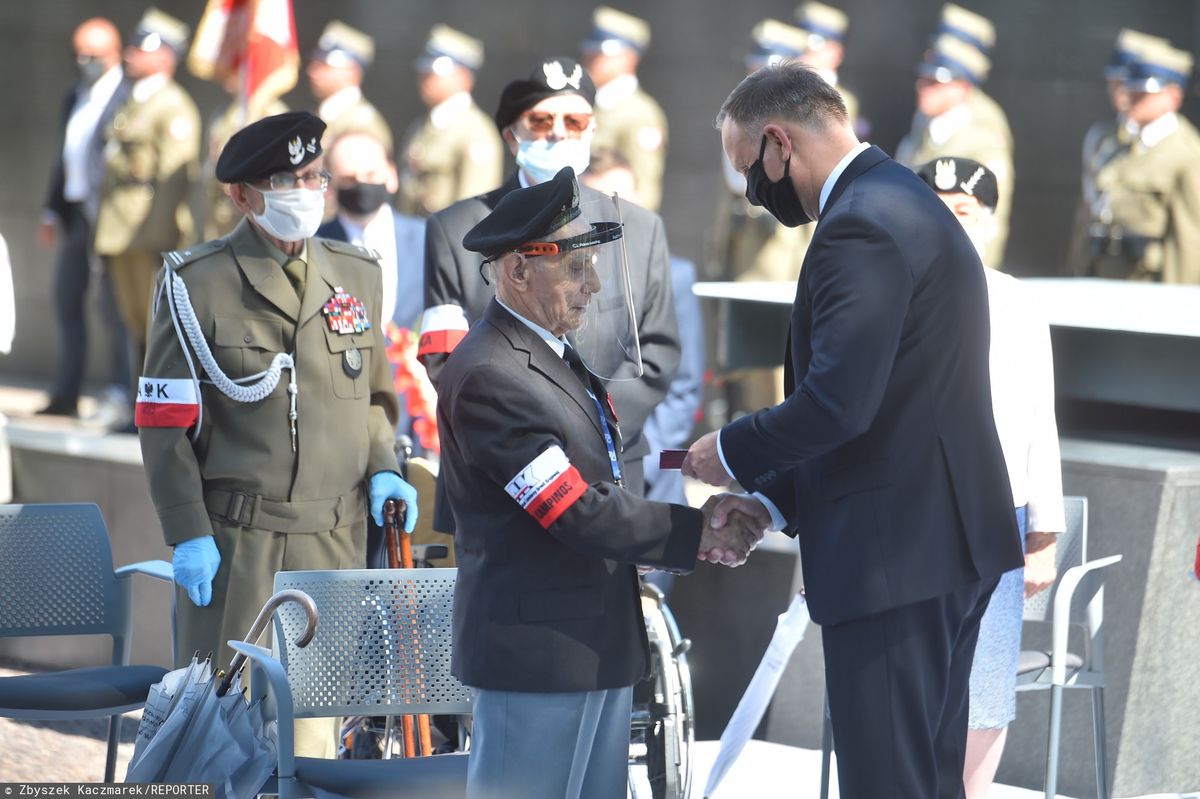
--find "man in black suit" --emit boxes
[440,168,762,798]
[38,17,130,417]
[684,63,1023,798]
[419,57,679,508]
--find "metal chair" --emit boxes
[1017,495,1122,799]
[817,496,1121,799]
[0,503,173,781]
[232,568,471,799]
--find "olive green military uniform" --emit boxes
[139,219,399,677]
[397,96,504,216]
[592,82,668,212]
[895,89,1014,267]
[201,97,289,240]
[1066,120,1122,277]
[1069,114,1200,283]
[321,93,393,152]
[94,77,200,346]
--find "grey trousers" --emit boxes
[467,685,633,799]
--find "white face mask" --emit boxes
[251,188,326,242]
[515,138,592,185]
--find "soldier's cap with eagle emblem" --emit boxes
[794,2,849,48]
[581,7,651,55]
[131,8,190,56]
[915,157,998,211]
[494,57,597,130]
[416,24,485,74]
[918,34,991,86]
[311,21,375,69]
[935,3,995,53]
[1122,39,1193,93]
[1105,29,1170,81]
[215,111,326,184]
[747,19,810,70]
[463,167,590,259]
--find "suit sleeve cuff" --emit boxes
[750,492,787,532]
[715,429,737,483]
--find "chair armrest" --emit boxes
[1051,554,1123,684]
[228,640,297,783]
[115,560,174,583]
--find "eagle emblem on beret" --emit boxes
[543,60,583,91]
[288,136,305,165]
[934,159,957,191]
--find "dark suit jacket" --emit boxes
[316,208,426,327]
[722,146,1023,626]
[421,174,681,472]
[43,73,130,221]
[438,299,702,692]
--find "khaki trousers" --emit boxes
[174,518,366,758]
[104,250,162,347]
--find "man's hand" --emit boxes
[172,536,221,607]
[682,431,734,487]
[369,471,419,532]
[1024,532,1058,598]
[37,220,56,250]
[698,495,768,567]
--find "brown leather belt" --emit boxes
[205,486,366,534]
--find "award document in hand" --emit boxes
[703,593,812,798]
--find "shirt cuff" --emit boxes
[749,492,787,532]
[715,429,737,483]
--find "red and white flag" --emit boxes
[189,0,298,109]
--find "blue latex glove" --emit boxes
[369,470,419,533]
[172,536,221,607]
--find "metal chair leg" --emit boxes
[104,714,122,782]
[819,695,833,799]
[1091,687,1109,799]
[1045,685,1064,799]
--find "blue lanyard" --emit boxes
[586,388,623,486]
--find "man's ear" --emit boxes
[502,127,520,157]
[500,253,527,287]
[763,123,792,161]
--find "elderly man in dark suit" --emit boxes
[419,57,679,512]
[684,63,1022,798]
[439,167,763,798]
[38,17,131,418]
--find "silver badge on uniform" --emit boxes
[343,347,363,378]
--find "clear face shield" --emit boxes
[504,194,642,381]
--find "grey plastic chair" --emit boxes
[1017,496,1122,799]
[817,496,1121,799]
[231,568,471,799]
[0,503,173,782]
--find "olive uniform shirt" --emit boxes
[139,219,399,665]
[397,93,504,217]
[592,76,668,212]
[320,89,394,151]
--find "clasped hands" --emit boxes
[698,493,770,567]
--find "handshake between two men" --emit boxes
[695,493,771,567]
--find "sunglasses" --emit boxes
[521,111,593,134]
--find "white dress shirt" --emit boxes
[336,209,398,324]
[428,91,473,129]
[594,73,639,111]
[984,269,1066,534]
[496,297,566,358]
[62,65,123,203]
[318,85,363,123]
[927,103,973,147]
[130,72,168,104]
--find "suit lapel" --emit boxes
[484,301,604,440]
[228,219,301,321]
[821,145,889,215]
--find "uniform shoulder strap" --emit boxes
[318,237,381,263]
[162,239,228,271]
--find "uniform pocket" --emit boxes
[213,316,287,378]
[322,326,374,399]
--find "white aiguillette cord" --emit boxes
[156,257,299,450]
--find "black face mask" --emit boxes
[744,134,813,227]
[336,182,390,216]
[77,55,107,85]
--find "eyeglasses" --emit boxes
[254,170,331,192]
[521,111,593,134]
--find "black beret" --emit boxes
[463,167,582,258]
[915,157,999,211]
[215,111,326,184]
[494,57,597,130]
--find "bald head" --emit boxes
[74,18,121,70]
[325,132,399,220]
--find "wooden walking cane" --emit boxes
[384,499,434,757]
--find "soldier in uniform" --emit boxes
[397,25,504,217]
[1071,41,1200,283]
[306,21,393,151]
[200,73,288,240]
[793,1,862,132]
[895,28,1014,269]
[137,112,418,756]
[579,7,668,211]
[94,9,200,397]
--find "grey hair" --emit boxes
[714,61,848,140]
